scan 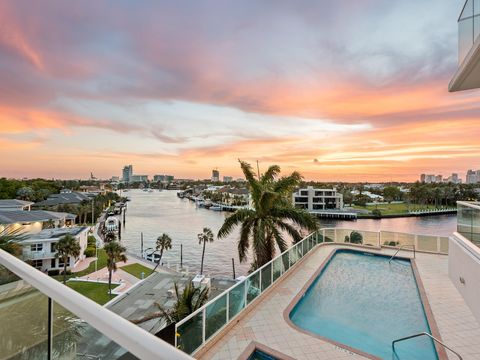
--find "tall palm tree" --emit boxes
[56,234,81,284]
[131,282,209,325]
[104,241,127,296]
[218,160,317,270]
[152,233,172,272]
[197,228,214,275]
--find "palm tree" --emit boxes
[56,234,81,284]
[152,233,172,272]
[218,160,317,270]
[104,241,127,296]
[197,228,214,275]
[0,227,27,256]
[104,230,117,243]
[131,282,209,325]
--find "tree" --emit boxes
[16,186,35,201]
[349,231,363,244]
[218,160,318,270]
[197,228,214,275]
[104,241,127,296]
[152,233,172,272]
[383,186,401,203]
[104,231,117,243]
[131,282,209,325]
[56,234,81,284]
[0,227,27,256]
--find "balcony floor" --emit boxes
[196,244,480,360]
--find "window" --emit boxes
[50,243,56,252]
[32,260,42,269]
[51,259,56,268]
[31,243,43,252]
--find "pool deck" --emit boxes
[196,244,480,360]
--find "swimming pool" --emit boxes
[288,249,438,359]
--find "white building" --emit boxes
[292,187,343,211]
[0,210,77,236]
[466,169,480,184]
[130,174,148,182]
[21,227,89,272]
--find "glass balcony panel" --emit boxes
[228,281,246,320]
[461,0,474,19]
[417,235,438,252]
[324,229,335,242]
[361,231,379,247]
[177,311,203,355]
[246,271,260,304]
[260,263,272,291]
[459,17,474,64]
[475,15,480,42]
[0,273,48,359]
[272,257,283,282]
[282,252,290,272]
[336,229,351,243]
[205,294,227,341]
[53,302,133,359]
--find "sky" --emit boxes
[1,0,479,182]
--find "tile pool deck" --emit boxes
[196,244,480,360]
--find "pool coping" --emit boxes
[237,341,297,360]
[282,247,448,360]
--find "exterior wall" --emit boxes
[448,233,480,323]
[292,186,343,211]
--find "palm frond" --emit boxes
[271,207,318,231]
[261,165,281,184]
[217,209,255,238]
[274,220,303,244]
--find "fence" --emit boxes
[175,228,449,355]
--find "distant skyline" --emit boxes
[1,1,480,182]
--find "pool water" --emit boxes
[289,250,438,359]
[247,350,278,360]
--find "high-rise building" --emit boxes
[223,176,233,183]
[211,169,220,182]
[466,169,480,184]
[122,165,133,183]
[420,174,426,182]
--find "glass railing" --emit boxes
[0,250,192,360]
[457,201,480,247]
[458,0,480,64]
[175,228,449,355]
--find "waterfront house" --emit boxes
[0,210,77,235]
[34,191,91,209]
[20,226,89,272]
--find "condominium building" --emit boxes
[130,174,148,182]
[223,176,233,182]
[122,165,133,182]
[466,169,480,184]
[154,174,175,182]
[211,169,219,182]
[292,186,343,211]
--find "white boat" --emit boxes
[143,251,161,263]
[210,205,222,211]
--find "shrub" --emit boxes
[48,269,60,276]
[371,209,382,218]
[84,246,96,257]
[349,231,363,244]
[87,236,96,246]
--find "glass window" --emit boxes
[32,260,43,269]
[31,243,43,252]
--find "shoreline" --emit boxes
[357,210,457,220]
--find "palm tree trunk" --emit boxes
[152,250,163,273]
[63,260,67,284]
[108,269,112,297]
[200,241,206,275]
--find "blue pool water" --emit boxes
[247,350,278,360]
[289,250,438,359]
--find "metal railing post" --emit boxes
[202,308,206,344]
[48,297,53,360]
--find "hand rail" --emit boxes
[389,244,415,263]
[392,332,463,360]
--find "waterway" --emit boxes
[120,190,457,277]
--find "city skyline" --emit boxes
[1,1,480,181]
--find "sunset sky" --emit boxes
[1,0,479,182]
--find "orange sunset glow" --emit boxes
[1,0,479,181]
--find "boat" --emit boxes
[142,251,161,263]
[210,205,222,211]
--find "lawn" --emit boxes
[67,280,118,305]
[352,203,451,216]
[120,263,152,279]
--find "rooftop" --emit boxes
[34,192,91,207]
[0,199,34,207]
[22,226,88,242]
[0,210,77,225]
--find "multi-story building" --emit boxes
[21,226,89,272]
[420,174,443,183]
[223,176,233,182]
[122,165,133,183]
[154,174,174,182]
[466,169,480,184]
[292,186,343,211]
[211,169,220,182]
[130,174,148,182]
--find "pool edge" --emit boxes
[282,247,448,360]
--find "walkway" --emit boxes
[197,245,480,360]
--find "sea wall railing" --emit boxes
[175,228,449,355]
[0,249,193,360]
